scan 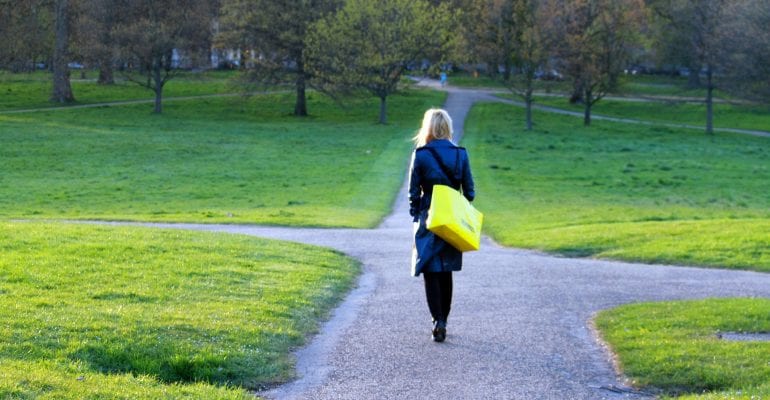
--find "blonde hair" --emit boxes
[413,108,453,148]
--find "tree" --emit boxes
[461,0,553,130]
[112,0,214,113]
[0,0,53,72]
[306,0,454,124]
[461,0,517,81]
[720,0,770,103]
[51,0,75,102]
[1,0,75,102]
[74,0,123,84]
[511,0,554,131]
[646,0,728,134]
[218,0,341,117]
[554,0,644,126]
[466,0,553,131]
[691,0,728,135]
[646,0,702,87]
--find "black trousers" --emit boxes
[423,271,453,323]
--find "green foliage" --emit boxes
[464,102,770,271]
[0,221,360,396]
[0,89,445,227]
[306,0,454,123]
[595,298,770,398]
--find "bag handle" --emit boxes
[425,147,462,190]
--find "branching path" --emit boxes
[87,85,770,399]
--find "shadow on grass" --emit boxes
[554,246,604,258]
[65,324,286,388]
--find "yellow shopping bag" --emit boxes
[426,185,483,252]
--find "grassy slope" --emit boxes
[595,299,770,399]
[463,102,770,271]
[0,221,359,398]
[0,89,445,227]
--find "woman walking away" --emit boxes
[408,108,475,342]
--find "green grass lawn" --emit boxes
[595,298,770,399]
[0,89,445,227]
[0,221,359,398]
[0,70,241,110]
[612,74,716,98]
[463,102,770,271]
[532,95,770,132]
[446,71,569,93]
[447,71,713,98]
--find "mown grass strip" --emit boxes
[595,298,770,399]
[0,89,445,227]
[463,102,770,271]
[0,221,360,398]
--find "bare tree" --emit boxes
[112,0,214,113]
[555,0,644,126]
[218,0,341,117]
[460,0,555,130]
[690,0,728,134]
[646,0,728,134]
[510,0,553,131]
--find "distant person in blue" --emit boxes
[408,108,475,342]
[439,71,447,87]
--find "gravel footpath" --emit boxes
[83,86,770,399]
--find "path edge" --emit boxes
[257,264,378,399]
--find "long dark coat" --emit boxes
[408,139,476,277]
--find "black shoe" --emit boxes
[432,320,447,342]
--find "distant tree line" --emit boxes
[1,0,768,131]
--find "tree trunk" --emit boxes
[502,60,512,82]
[294,63,308,116]
[525,88,533,131]
[583,89,592,126]
[153,64,163,114]
[51,0,74,103]
[705,66,714,135]
[379,95,387,125]
[98,58,114,85]
[570,79,583,104]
